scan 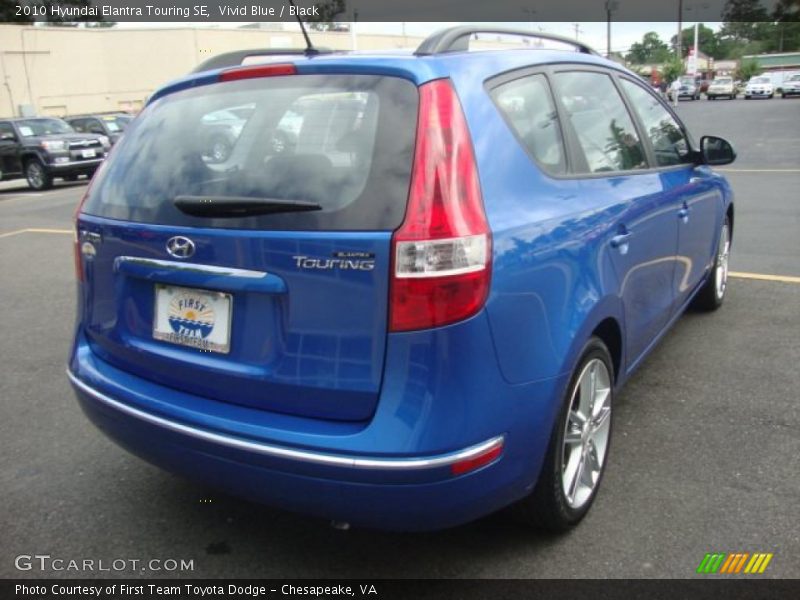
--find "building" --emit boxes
[0,24,536,118]
[0,24,424,117]
[743,51,800,73]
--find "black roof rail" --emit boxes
[415,26,599,57]
[192,48,334,74]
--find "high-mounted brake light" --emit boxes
[389,79,491,332]
[219,63,297,82]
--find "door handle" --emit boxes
[689,176,704,184]
[610,232,632,250]
[678,205,690,223]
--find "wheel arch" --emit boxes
[558,296,626,389]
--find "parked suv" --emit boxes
[0,117,108,189]
[68,27,736,532]
[66,113,133,146]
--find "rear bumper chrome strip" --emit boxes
[67,369,505,471]
[114,256,267,279]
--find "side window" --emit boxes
[553,71,647,174]
[491,74,566,175]
[88,119,106,135]
[70,119,86,133]
[0,122,16,140]
[620,79,693,167]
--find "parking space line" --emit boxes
[0,228,72,239]
[729,271,800,284]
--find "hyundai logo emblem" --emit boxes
[166,236,196,259]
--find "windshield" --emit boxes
[15,118,74,137]
[787,75,800,82]
[713,78,732,84]
[751,77,770,84]
[680,77,695,85]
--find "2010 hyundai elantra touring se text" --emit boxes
[68,27,736,532]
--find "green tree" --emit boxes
[662,57,686,84]
[306,0,346,32]
[719,0,770,43]
[626,32,672,64]
[736,58,761,81]
[670,24,721,58]
[768,0,800,52]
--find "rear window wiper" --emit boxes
[174,196,322,218]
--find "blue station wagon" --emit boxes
[68,27,736,532]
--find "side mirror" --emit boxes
[700,135,736,166]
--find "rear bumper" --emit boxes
[68,321,567,530]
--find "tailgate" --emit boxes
[75,71,418,421]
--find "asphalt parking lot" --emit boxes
[1,97,798,580]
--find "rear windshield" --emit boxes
[82,74,418,231]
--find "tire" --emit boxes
[707,96,713,101]
[514,337,614,532]
[692,216,731,312]
[781,93,786,99]
[768,93,774,99]
[25,159,53,191]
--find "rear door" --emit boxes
[551,69,680,367]
[76,73,418,421]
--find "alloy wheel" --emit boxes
[561,358,612,509]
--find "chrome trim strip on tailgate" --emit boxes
[114,256,267,279]
[67,369,505,471]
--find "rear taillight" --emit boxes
[389,79,491,332]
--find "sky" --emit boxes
[114,21,722,56]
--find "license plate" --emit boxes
[153,284,232,354]
[81,149,96,158]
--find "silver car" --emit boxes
[780,74,800,98]
[706,77,736,100]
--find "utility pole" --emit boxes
[677,0,683,58]
[605,1,618,58]
[572,23,583,41]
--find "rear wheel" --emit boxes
[514,338,614,532]
[25,159,52,191]
[693,216,731,312]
